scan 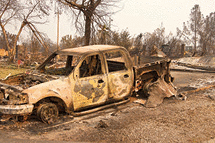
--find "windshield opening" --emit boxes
[38,54,80,76]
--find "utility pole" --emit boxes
[55,8,61,61]
[57,10,60,51]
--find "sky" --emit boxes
[7,0,215,43]
[111,0,215,36]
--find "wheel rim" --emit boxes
[40,104,58,124]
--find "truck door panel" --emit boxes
[72,54,108,111]
[108,70,133,99]
[105,50,134,100]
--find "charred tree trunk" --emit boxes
[181,44,185,57]
[142,45,146,56]
[84,15,92,46]
[0,21,11,59]
[11,22,26,62]
[201,42,207,56]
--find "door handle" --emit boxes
[98,79,104,83]
[124,74,129,78]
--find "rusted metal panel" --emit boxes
[108,71,133,99]
[133,55,177,107]
[24,78,72,108]
[133,57,171,79]
[73,75,108,111]
[104,48,134,101]
[144,78,177,108]
[56,45,125,56]
[72,52,108,111]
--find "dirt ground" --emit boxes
[0,71,215,143]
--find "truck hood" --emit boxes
[0,73,61,105]
[0,72,59,90]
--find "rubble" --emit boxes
[172,56,215,71]
[95,120,108,128]
[133,99,146,105]
[208,95,215,101]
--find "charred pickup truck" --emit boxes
[0,45,177,123]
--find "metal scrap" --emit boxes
[144,78,177,108]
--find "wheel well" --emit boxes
[34,97,67,113]
[141,71,159,82]
[135,71,159,96]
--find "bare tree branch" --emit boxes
[0,0,11,18]
[57,0,121,45]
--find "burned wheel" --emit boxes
[37,103,59,124]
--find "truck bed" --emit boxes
[133,56,171,79]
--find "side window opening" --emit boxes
[79,54,102,78]
[105,51,127,72]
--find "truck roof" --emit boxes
[57,45,124,55]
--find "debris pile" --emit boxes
[172,56,215,71]
[188,76,215,89]
[95,120,108,128]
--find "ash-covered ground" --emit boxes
[0,71,215,143]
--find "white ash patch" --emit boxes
[188,76,215,89]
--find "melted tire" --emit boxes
[37,103,59,124]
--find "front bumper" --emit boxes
[0,104,34,115]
